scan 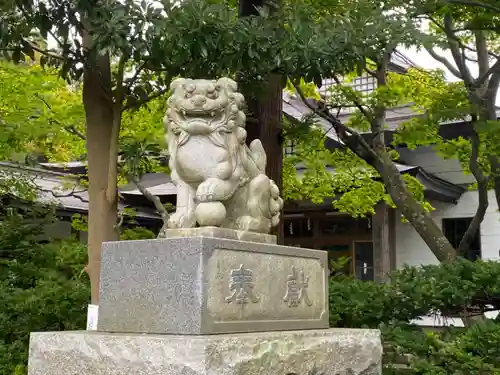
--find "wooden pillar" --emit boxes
[372,201,395,282]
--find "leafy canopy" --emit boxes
[0,61,85,162]
[1,0,377,103]
[0,205,89,375]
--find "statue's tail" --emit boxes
[248,139,267,173]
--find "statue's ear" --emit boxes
[170,78,185,92]
[216,77,238,92]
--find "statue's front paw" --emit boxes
[167,210,196,229]
[196,178,233,202]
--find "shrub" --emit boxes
[120,226,157,240]
[329,260,500,374]
[0,207,89,375]
[384,321,500,374]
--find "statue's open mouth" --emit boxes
[177,108,222,118]
[172,111,225,136]
[174,108,225,124]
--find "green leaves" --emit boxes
[283,128,368,216]
[282,116,432,217]
[0,0,388,95]
[330,259,500,374]
[391,66,500,187]
[0,61,86,162]
[0,207,89,375]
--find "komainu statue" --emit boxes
[164,77,284,234]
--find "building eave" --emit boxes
[416,167,466,203]
[283,92,500,145]
[0,162,162,220]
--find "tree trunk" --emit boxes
[457,125,489,256]
[239,0,284,243]
[492,157,500,210]
[373,152,457,263]
[248,74,284,242]
[368,61,457,263]
[82,49,120,304]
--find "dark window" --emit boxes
[442,217,481,260]
[284,217,313,238]
[354,242,374,281]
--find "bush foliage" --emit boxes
[0,205,89,375]
[2,202,500,375]
[329,259,500,374]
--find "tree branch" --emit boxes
[472,30,500,90]
[331,74,374,122]
[457,125,489,255]
[490,156,500,209]
[129,174,169,226]
[424,46,463,80]
[23,38,65,61]
[475,30,489,79]
[371,52,391,150]
[124,61,146,90]
[114,212,125,231]
[113,54,127,106]
[59,122,86,141]
[486,67,500,113]
[48,29,66,52]
[443,14,475,86]
[425,16,500,59]
[121,88,169,112]
[442,0,500,14]
[34,93,86,140]
[475,59,500,88]
[294,84,379,162]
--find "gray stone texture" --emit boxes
[162,226,277,244]
[28,329,382,375]
[98,236,329,334]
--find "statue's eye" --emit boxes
[186,84,195,93]
[185,92,192,98]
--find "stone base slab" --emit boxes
[161,227,277,244]
[28,329,382,375]
[98,237,328,334]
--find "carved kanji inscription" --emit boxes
[225,264,260,304]
[283,266,313,307]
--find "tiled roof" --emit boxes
[0,162,161,219]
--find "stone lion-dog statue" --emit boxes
[164,77,284,233]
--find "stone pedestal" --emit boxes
[27,229,382,375]
[98,234,329,334]
[28,329,382,375]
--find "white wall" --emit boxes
[397,146,475,185]
[395,190,500,267]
